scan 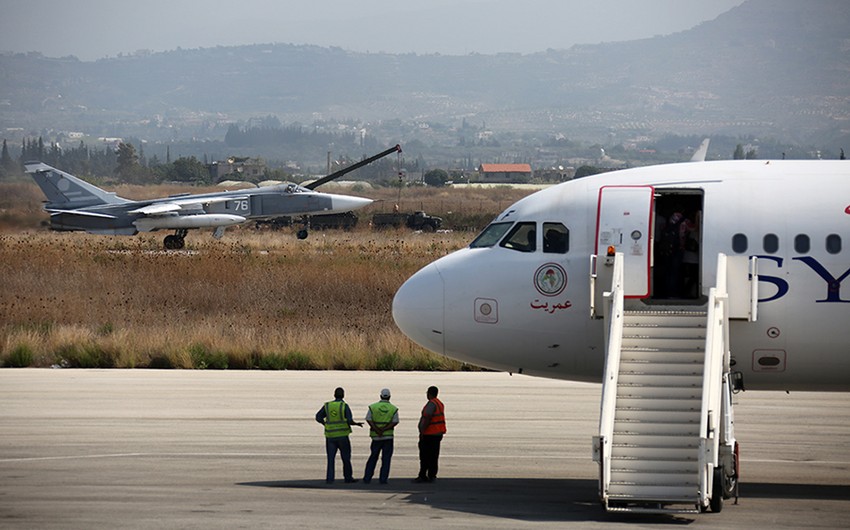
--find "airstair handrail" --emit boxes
[699,253,729,507]
[597,252,625,502]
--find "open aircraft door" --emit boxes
[595,186,653,298]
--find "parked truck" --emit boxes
[371,211,443,232]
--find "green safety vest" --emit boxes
[368,401,398,438]
[323,400,352,438]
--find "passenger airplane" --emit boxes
[26,144,400,249]
[393,157,850,513]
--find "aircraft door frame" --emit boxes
[595,186,654,298]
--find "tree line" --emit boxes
[0,135,409,187]
[0,137,223,185]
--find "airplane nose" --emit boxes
[392,262,445,355]
[329,195,373,212]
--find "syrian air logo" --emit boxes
[534,263,567,296]
[845,204,850,215]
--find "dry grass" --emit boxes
[0,230,472,369]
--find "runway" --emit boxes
[1,369,849,529]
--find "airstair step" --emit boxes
[620,345,704,354]
[622,338,705,351]
[614,409,700,423]
[611,445,698,461]
[613,420,700,436]
[623,320,707,330]
[622,327,704,338]
[607,483,698,500]
[612,431,699,441]
[610,469,698,485]
[611,457,698,473]
[624,310,707,317]
[623,318,708,330]
[620,350,704,363]
[615,398,700,412]
[619,365,703,378]
[623,312,707,328]
[606,503,700,515]
[618,374,702,387]
[616,385,701,399]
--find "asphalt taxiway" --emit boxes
[1,369,849,529]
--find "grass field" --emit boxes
[0,181,534,370]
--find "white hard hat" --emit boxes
[380,388,391,399]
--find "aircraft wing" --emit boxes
[129,196,248,216]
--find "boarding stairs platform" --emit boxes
[606,310,706,512]
[591,253,750,514]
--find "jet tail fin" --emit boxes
[689,138,710,162]
[25,162,129,209]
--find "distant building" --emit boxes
[208,157,266,182]
[477,163,533,183]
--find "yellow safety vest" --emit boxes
[368,401,398,438]
[323,400,352,438]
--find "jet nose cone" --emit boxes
[330,195,373,212]
[392,262,444,355]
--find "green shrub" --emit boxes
[58,344,117,368]
[5,345,34,367]
[147,354,173,369]
[284,351,315,370]
[374,352,400,371]
[258,353,288,370]
[189,344,229,369]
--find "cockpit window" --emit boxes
[469,222,513,248]
[543,222,569,254]
[500,222,537,252]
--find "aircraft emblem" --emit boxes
[534,263,567,296]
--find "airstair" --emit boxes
[591,252,748,514]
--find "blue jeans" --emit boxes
[325,436,353,483]
[363,438,394,484]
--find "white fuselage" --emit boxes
[393,160,850,391]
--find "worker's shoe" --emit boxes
[344,478,358,483]
[412,477,431,483]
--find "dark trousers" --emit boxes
[417,434,443,480]
[363,438,394,484]
[325,436,353,483]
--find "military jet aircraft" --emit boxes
[26,144,400,249]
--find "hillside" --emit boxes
[1,0,848,149]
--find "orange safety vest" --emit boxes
[421,397,446,435]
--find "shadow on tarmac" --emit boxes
[740,482,850,501]
[240,477,850,523]
[240,478,695,524]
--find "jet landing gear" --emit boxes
[163,229,188,250]
[296,218,310,240]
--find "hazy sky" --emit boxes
[1,0,744,60]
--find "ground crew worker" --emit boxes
[414,385,446,483]
[315,387,362,484]
[362,388,399,484]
